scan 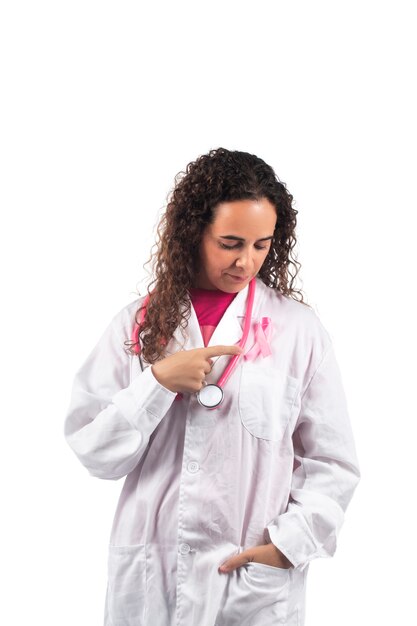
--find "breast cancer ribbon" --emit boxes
[243,317,273,361]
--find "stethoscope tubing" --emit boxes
[216,277,255,388]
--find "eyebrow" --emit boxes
[219,235,274,242]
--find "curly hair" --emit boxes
[124,147,310,364]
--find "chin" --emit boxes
[219,277,248,293]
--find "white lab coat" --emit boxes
[64,276,360,626]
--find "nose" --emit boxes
[233,248,254,273]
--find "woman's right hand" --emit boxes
[151,345,244,394]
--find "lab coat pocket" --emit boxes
[243,562,292,623]
[238,362,299,441]
[215,562,292,625]
[106,544,147,626]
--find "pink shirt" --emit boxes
[188,287,238,346]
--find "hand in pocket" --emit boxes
[218,542,293,573]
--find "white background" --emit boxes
[1,1,415,624]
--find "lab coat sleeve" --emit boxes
[63,314,178,480]
[266,342,361,572]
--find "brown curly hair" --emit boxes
[124,147,310,365]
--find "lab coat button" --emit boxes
[179,543,191,555]
[187,461,199,473]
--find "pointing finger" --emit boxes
[203,345,244,358]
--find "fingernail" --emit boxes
[219,564,229,572]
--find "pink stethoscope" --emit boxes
[131,277,257,410]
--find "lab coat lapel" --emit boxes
[166,282,250,355]
[205,283,249,349]
[167,282,260,385]
[190,286,252,383]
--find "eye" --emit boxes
[219,242,268,251]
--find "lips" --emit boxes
[228,274,249,280]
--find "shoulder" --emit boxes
[107,295,147,342]
[257,278,332,351]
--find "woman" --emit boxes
[64,147,361,625]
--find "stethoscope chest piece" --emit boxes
[196,384,224,409]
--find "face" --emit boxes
[193,197,277,292]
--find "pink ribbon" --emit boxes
[243,317,273,361]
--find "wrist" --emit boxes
[271,544,293,568]
[151,364,176,393]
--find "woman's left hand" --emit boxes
[218,542,293,574]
